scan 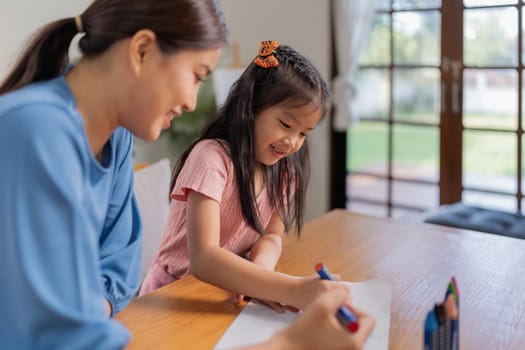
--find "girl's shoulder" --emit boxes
[186,139,233,171]
[193,138,231,157]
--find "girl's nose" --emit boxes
[283,134,298,149]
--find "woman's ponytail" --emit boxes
[0,17,79,94]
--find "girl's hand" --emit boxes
[231,292,244,305]
[289,274,352,310]
[230,292,299,313]
[252,298,300,313]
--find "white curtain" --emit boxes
[332,0,376,131]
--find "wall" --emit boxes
[0,1,90,76]
[218,0,332,220]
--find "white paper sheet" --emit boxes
[215,279,392,350]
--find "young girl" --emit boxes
[140,40,343,311]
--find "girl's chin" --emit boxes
[259,158,279,166]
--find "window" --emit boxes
[336,0,525,218]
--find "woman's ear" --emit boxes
[128,29,158,76]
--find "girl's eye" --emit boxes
[300,132,307,138]
[279,120,290,128]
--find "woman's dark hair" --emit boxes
[0,0,227,94]
[171,44,330,235]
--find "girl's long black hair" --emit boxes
[170,44,330,235]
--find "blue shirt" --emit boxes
[0,76,142,349]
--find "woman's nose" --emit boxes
[182,100,196,113]
[183,90,198,112]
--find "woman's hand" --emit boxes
[104,299,112,317]
[271,286,375,350]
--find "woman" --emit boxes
[0,0,373,348]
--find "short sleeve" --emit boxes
[171,140,232,203]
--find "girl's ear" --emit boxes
[128,29,158,76]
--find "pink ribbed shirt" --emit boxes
[140,139,275,295]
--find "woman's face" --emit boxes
[254,101,323,166]
[122,44,222,141]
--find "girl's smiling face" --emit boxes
[254,101,323,166]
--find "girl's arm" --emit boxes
[186,191,337,309]
[248,211,285,271]
[235,212,284,309]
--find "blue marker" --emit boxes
[424,309,439,350]
[315,263,359,332]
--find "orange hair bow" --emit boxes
[253,40,280,68]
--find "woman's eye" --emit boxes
[195,74,205,83]
[279,120,290,128]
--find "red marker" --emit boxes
[315,263,359,333]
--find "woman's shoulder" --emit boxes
[1,76,72,106]
[0,77,76,127]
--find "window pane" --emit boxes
[393,0,441,10]
[393,11,440,65]
[354,69,389,119]
[392,125,439,182]
[522,134,525,194]
[392,181,439,208]
[393,68,440,123]
[348,121,388,175]
[376,0,392,11]
[464,7,518,66]
[347,201,387,218]
[464,0,517,6]
[463,69,517,130]
[463,130,516,193]
[348,175,388,202]
[523,8,525,66]
[463,190,517,212]
[523,68,525,130]
[359,14,391,66]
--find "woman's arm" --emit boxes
[0,106,130,349]
[98,130,141,316]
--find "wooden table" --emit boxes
[116,209,525,349]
